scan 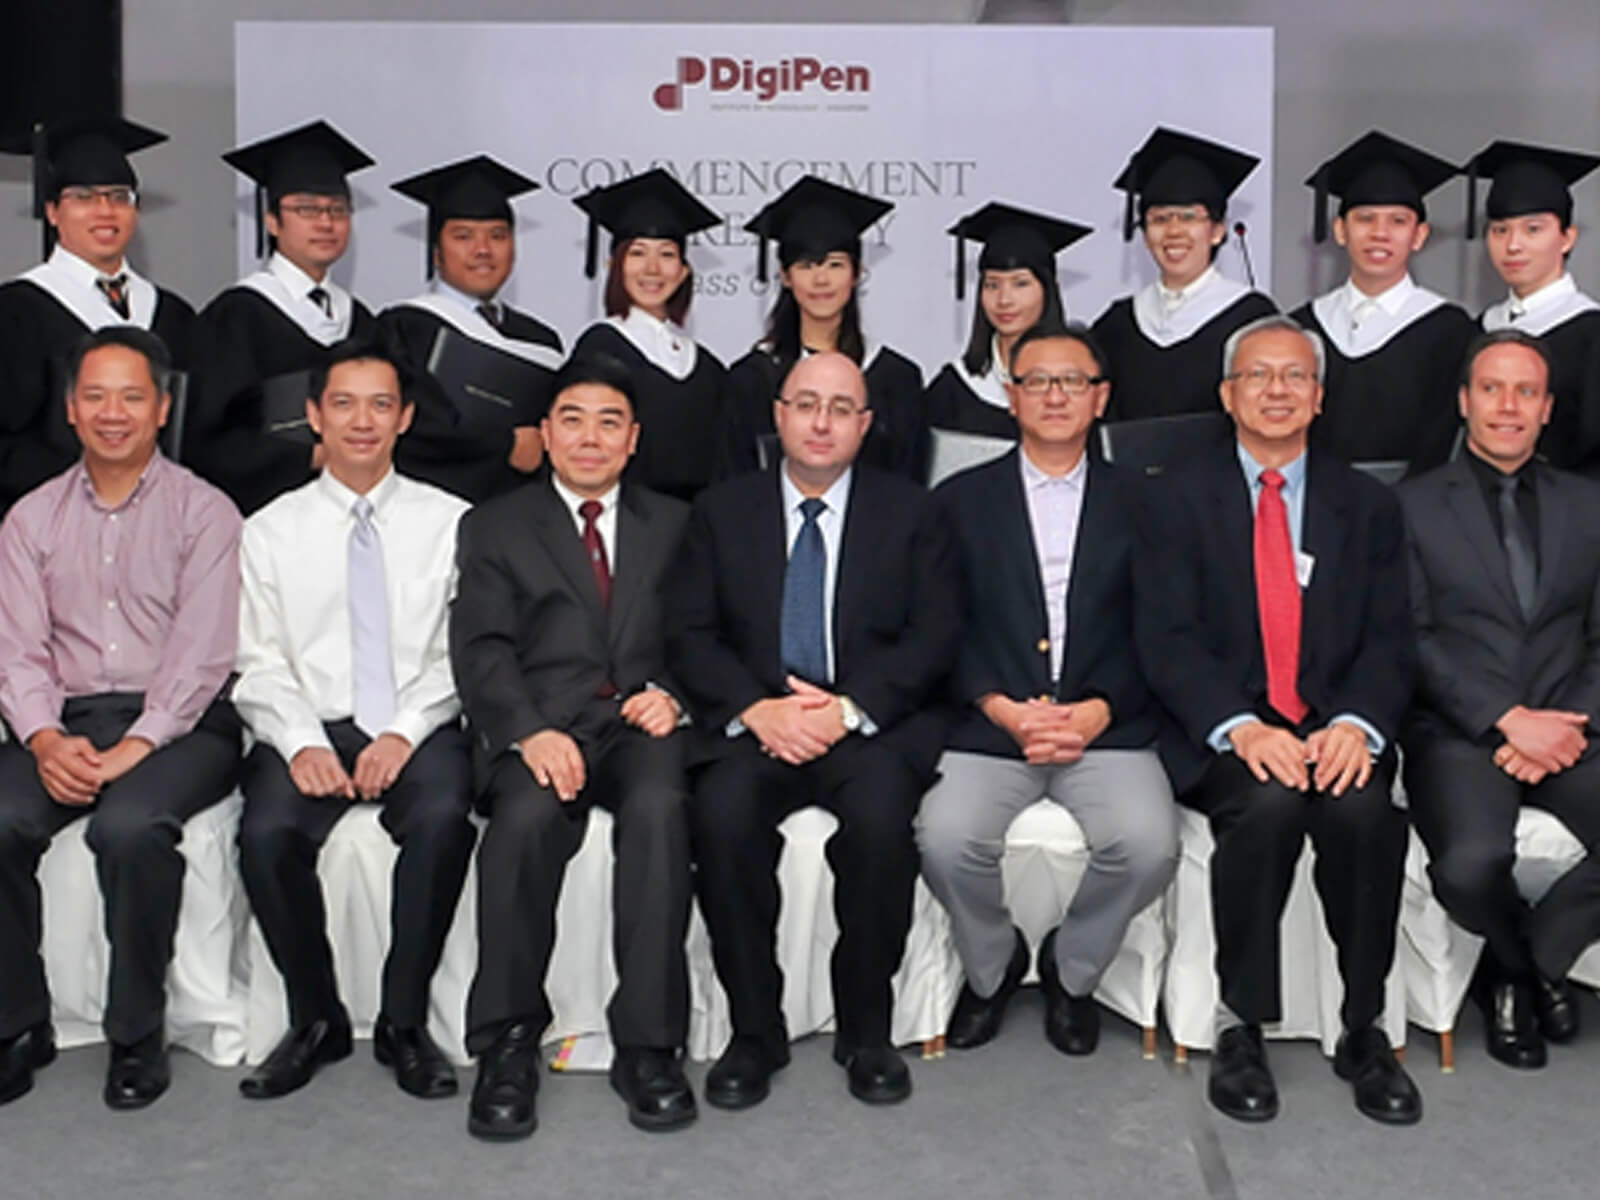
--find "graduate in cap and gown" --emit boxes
[569,168,728,504]
[1466,140,1600,472]
[0,117,195,513]
[1092,127,1277,424]
[382,155,564,503]
[719,175,924,480]
[918,202,1092,479]
[1291,130,1474,472]
[188,120,379,515]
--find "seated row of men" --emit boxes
[0,313,1596,1143]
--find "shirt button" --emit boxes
[106,600,116,609]
[1037,638,1050,654]
[104,554,113,564]
[108,642,118,653]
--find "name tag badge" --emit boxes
[1295,551,1316,589]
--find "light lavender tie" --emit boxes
[349,496,396,736]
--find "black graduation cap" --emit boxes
[945,202,1092,301]
[1305,130,1459,244]
[742,175,893,283]
[1463,140,1600,239]
[391,155,539,279]
[222,120,375,257]
[1112,127,1260,243]
[572,167,721,280]
[0,116,167,254]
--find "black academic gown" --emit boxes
[717,344,925,481]
[1293,300,1475,472]
[381,301,562,503]
[186,288,378,516]
[571,323,727,505]
[1093,290,1277,422]
[1476,309,1600,473]
[915,362,1020,483]
[0,279,195,513]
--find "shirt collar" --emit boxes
[1236,441,1307,494]
[269,250,331,297]
[434,276,497,318]
[318,465,399,518]
[550,472,619,522]
[1158,265,1217,307]
[50,243,131,286]
[1465,443,1535,488]
[72,451,166,512]
[1019,445,1088,491]
[1507,272,1576,316]
[989,334,1012,383]
[780,463,854,518]
[1343,273,1415,316]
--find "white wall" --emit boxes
[3,0,1597,320]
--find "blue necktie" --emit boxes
[781,497,829,685]
[349,497,397,736]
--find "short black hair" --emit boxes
[1008,320,1110,381]
[1458,327,1554,390]
[548,352,638,417]
[308,338,411,406]
[62,325,173,398]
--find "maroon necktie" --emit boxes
[580,499,612,611]
[97,274,129,319]
[1254,469,1307,724]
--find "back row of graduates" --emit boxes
[3,116,1599,518]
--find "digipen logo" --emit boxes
[653,55,871,110]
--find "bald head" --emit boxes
[774,350,873,491]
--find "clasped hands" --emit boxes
[1226,720,1371,797]
[741,676,849,766]
[29,729,154,806]
[981,694,1111,764]
[1493,705,1588,785]
[519,687,682,803]
[290,732,415,802]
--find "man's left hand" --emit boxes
[352,733,415,801]
[621,689,680,739]
[94,737,154,786]
[1305,721,1373,797]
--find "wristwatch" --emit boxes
[839,695,863,733]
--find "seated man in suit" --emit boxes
[667,351,963,1109]
[919,323,1178,1056]
[233,340,475,1102]
[1401,328,1600,1068]
[0,327,241,1109]
[1137,314,1421,1126]
[451,354,694,1141]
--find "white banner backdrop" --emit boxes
[235,22,1273,373]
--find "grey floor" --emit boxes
[4,988,1595,1200]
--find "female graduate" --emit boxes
[919,202,1091,480]
[719,175,923,480]
[1092,128,1276,424]
[569,168,726,504]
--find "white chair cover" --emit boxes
[1163,805,1408,1055]
[41,790,248,1065]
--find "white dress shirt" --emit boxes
[234,467,469,759]
[550,474,620,571]
[1131,266,1252,346]
[1482,273,1600,336]
[1310,274,1448,358]
[234,251,354,346]
[1019,448,1087,681]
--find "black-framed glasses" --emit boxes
[1016,370,1104,397]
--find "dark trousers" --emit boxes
[466,712,691,1055]
[0,693,241,1044]
[1184,749,1405,1032]
[238,721,475,1030]
[1406,737,1600,981]
[690,737,922,1055]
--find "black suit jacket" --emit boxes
[1135,441,1416,794]
[449,475,690,777]
[665,464,963,780]
[1400,456,1600,748]
[935,449,1161,758]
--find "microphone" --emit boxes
[1233,221,1256,289]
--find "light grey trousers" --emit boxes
[916,748,1178,998]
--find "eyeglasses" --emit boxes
[1227,364,1317,390]
[777,391,865,420]
[1016,370,1104,397]
[280,201,352,222]
[1144,207,1211,229]
[59,186,137,208]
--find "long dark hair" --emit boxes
[959,266,1066,377]
[760,243,866,372]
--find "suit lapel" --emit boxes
[996,452,1051,650]
[529,480,607,636]
[1532,463,1567,621]
[754,470,788,673]
[834,472,872,671]
[608,486,650,647]
[1442,459,1522,618]
[1300,453,1350,682]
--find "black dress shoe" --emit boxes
[1479,979,1547,1069]
[610,1046,697,1131]
[704,1036,788,1111]
[1208,1024,1278,1123]
[947,927,1029,1050]
[832,1039,912,1105]
[1333,1027,1422,1126]
[1037,927,1100,1056]
[239,1018,353,1100]
[0,1022,57,1106]
[468,1022,540,1141]
[374,1016,458,1099]
[105,1029,170,1111]
[1532,975,1580,1044]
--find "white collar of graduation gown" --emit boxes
[1131,266,1250,347]
[1311,273,1447,358]
[1482,272,1600,336]
[19,245,158,331]
[606,307,698,380]
[395,282,564,369]
[235,251,353,346]
[953,335,1012,410]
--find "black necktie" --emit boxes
[476,302,501,331]
[97,274,129,319]
[1498,475,1537,619]
[307,286,332,318]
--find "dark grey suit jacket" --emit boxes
[449,474,690,776]
[1399,455,1600,748]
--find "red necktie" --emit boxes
[1254,469,1307,724]
[97,274,129,319]
[579,499,612,611]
